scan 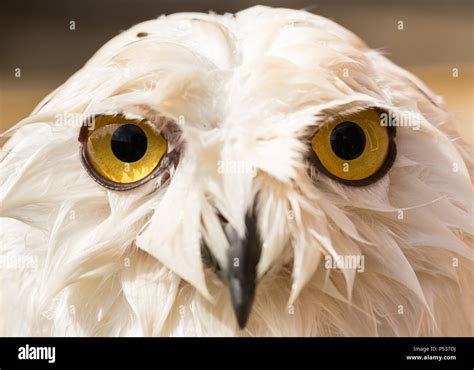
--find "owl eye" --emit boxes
[79,114,168,190]
[310,108,396,186]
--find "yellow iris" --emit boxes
[83,115,167,184]
[311,109,391,182]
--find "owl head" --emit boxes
[1,6,472,336]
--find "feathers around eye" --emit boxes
[0,5,472,336]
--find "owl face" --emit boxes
[2,6,472,335]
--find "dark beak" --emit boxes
[223,206,262,329]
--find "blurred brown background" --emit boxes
[1,0,473,142]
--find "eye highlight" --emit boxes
[310,108,396,186]
[79,114,168,190]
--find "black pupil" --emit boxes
[330,121,366,160]
[111,124,148,163]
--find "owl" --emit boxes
[1,6,472,336]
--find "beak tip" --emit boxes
[228,276,255,330]
[233,302,252,330]
[237,314,249,330]
[234,301,252,330]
